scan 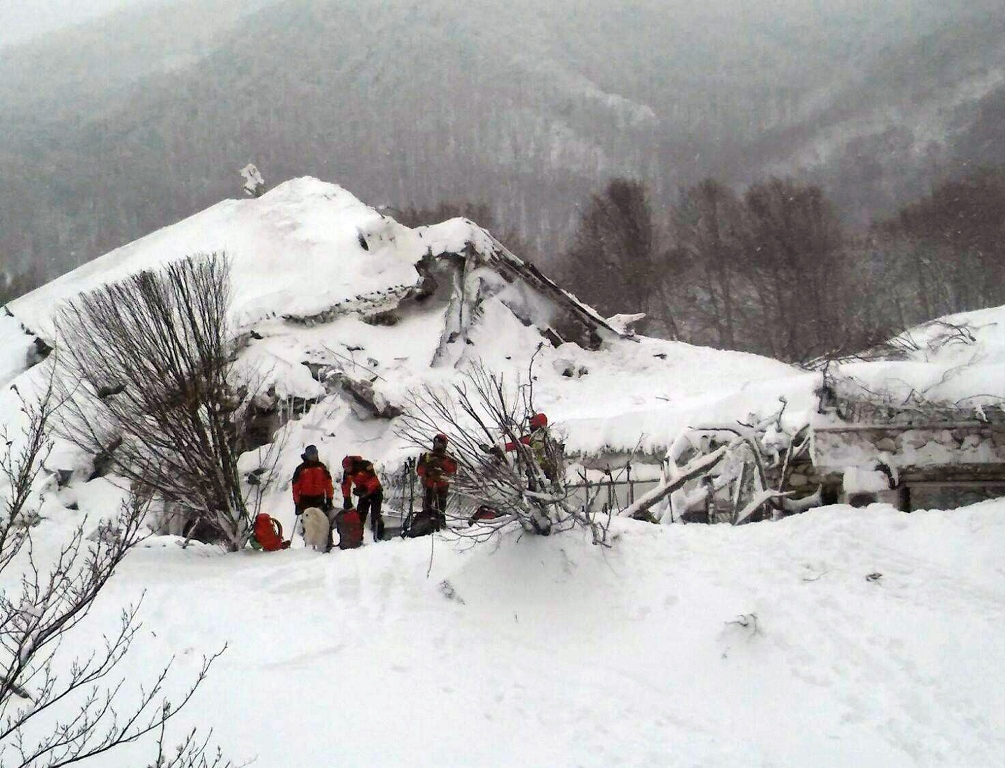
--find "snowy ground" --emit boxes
[3,177,1004,766]
[24,498,999,768]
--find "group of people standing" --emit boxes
[290,447,387,539]
[251,413,552,552]
[262,434,458,551]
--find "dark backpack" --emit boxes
[404,509,438,538]
[335,509,363,549]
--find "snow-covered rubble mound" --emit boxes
[5,176,1005,528]
[827,306,1005,413]
[4,177,800,473]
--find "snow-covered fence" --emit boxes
[564,477,662,516]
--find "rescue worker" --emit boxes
[504,412,558,482]
[291,444,335,515]
[341,455,385,541]
[416,433,458,530]
[504,412,560,535]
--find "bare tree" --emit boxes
[874,167,1005,319]
[742,178,847,361]
[392,200,497,230]
[561,178,679,336]
[398,360,608,545]
[672,178,747,348]
[54,254,251,551]
[0,372,228,768]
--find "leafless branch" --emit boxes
[397,359,610,546]
[1,382,229,767]
[53,254,251,551]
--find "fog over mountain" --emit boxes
[1,0,1003,281]
[0,0,161,48]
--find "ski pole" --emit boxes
[403,458,415,538]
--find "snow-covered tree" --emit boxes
[620,400,813,525]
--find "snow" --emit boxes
[9,178,453,338]
[2,176,1005,766]
[0,312,33,388]
[842,466,890,494]
[11,501,1002,768]
[833,309,1005,413]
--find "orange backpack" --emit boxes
[252,514,288,551]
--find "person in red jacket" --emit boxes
[291,444,335,515]
[416,433,458,530]
[341,455,384,541]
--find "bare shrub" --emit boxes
[54,254,251,551]
[398,360,608,545]
[0,373,227,767]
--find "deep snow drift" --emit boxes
[28,494,1005,768]
[2,177,1004,766]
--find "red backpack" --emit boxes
[252,514,289,551]
[335,509,363,549]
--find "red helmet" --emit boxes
[433,433,448,447]
[529,412,548,429]
[342,456,354,471]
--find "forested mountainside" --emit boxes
[1,0,1003,282]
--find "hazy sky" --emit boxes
[0,0,155,48]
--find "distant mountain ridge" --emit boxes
[1,0,1003,281]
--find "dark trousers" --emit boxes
[357,489,385,540]
[296,495,328,514]
[422,485,448,529]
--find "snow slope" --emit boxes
[23,495,1005,768]
[2,177,1005,766]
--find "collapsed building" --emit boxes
[794,372,1005,511]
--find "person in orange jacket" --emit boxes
[292,444,335,515]
[341,455,384,541]
[416,433,458,530]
